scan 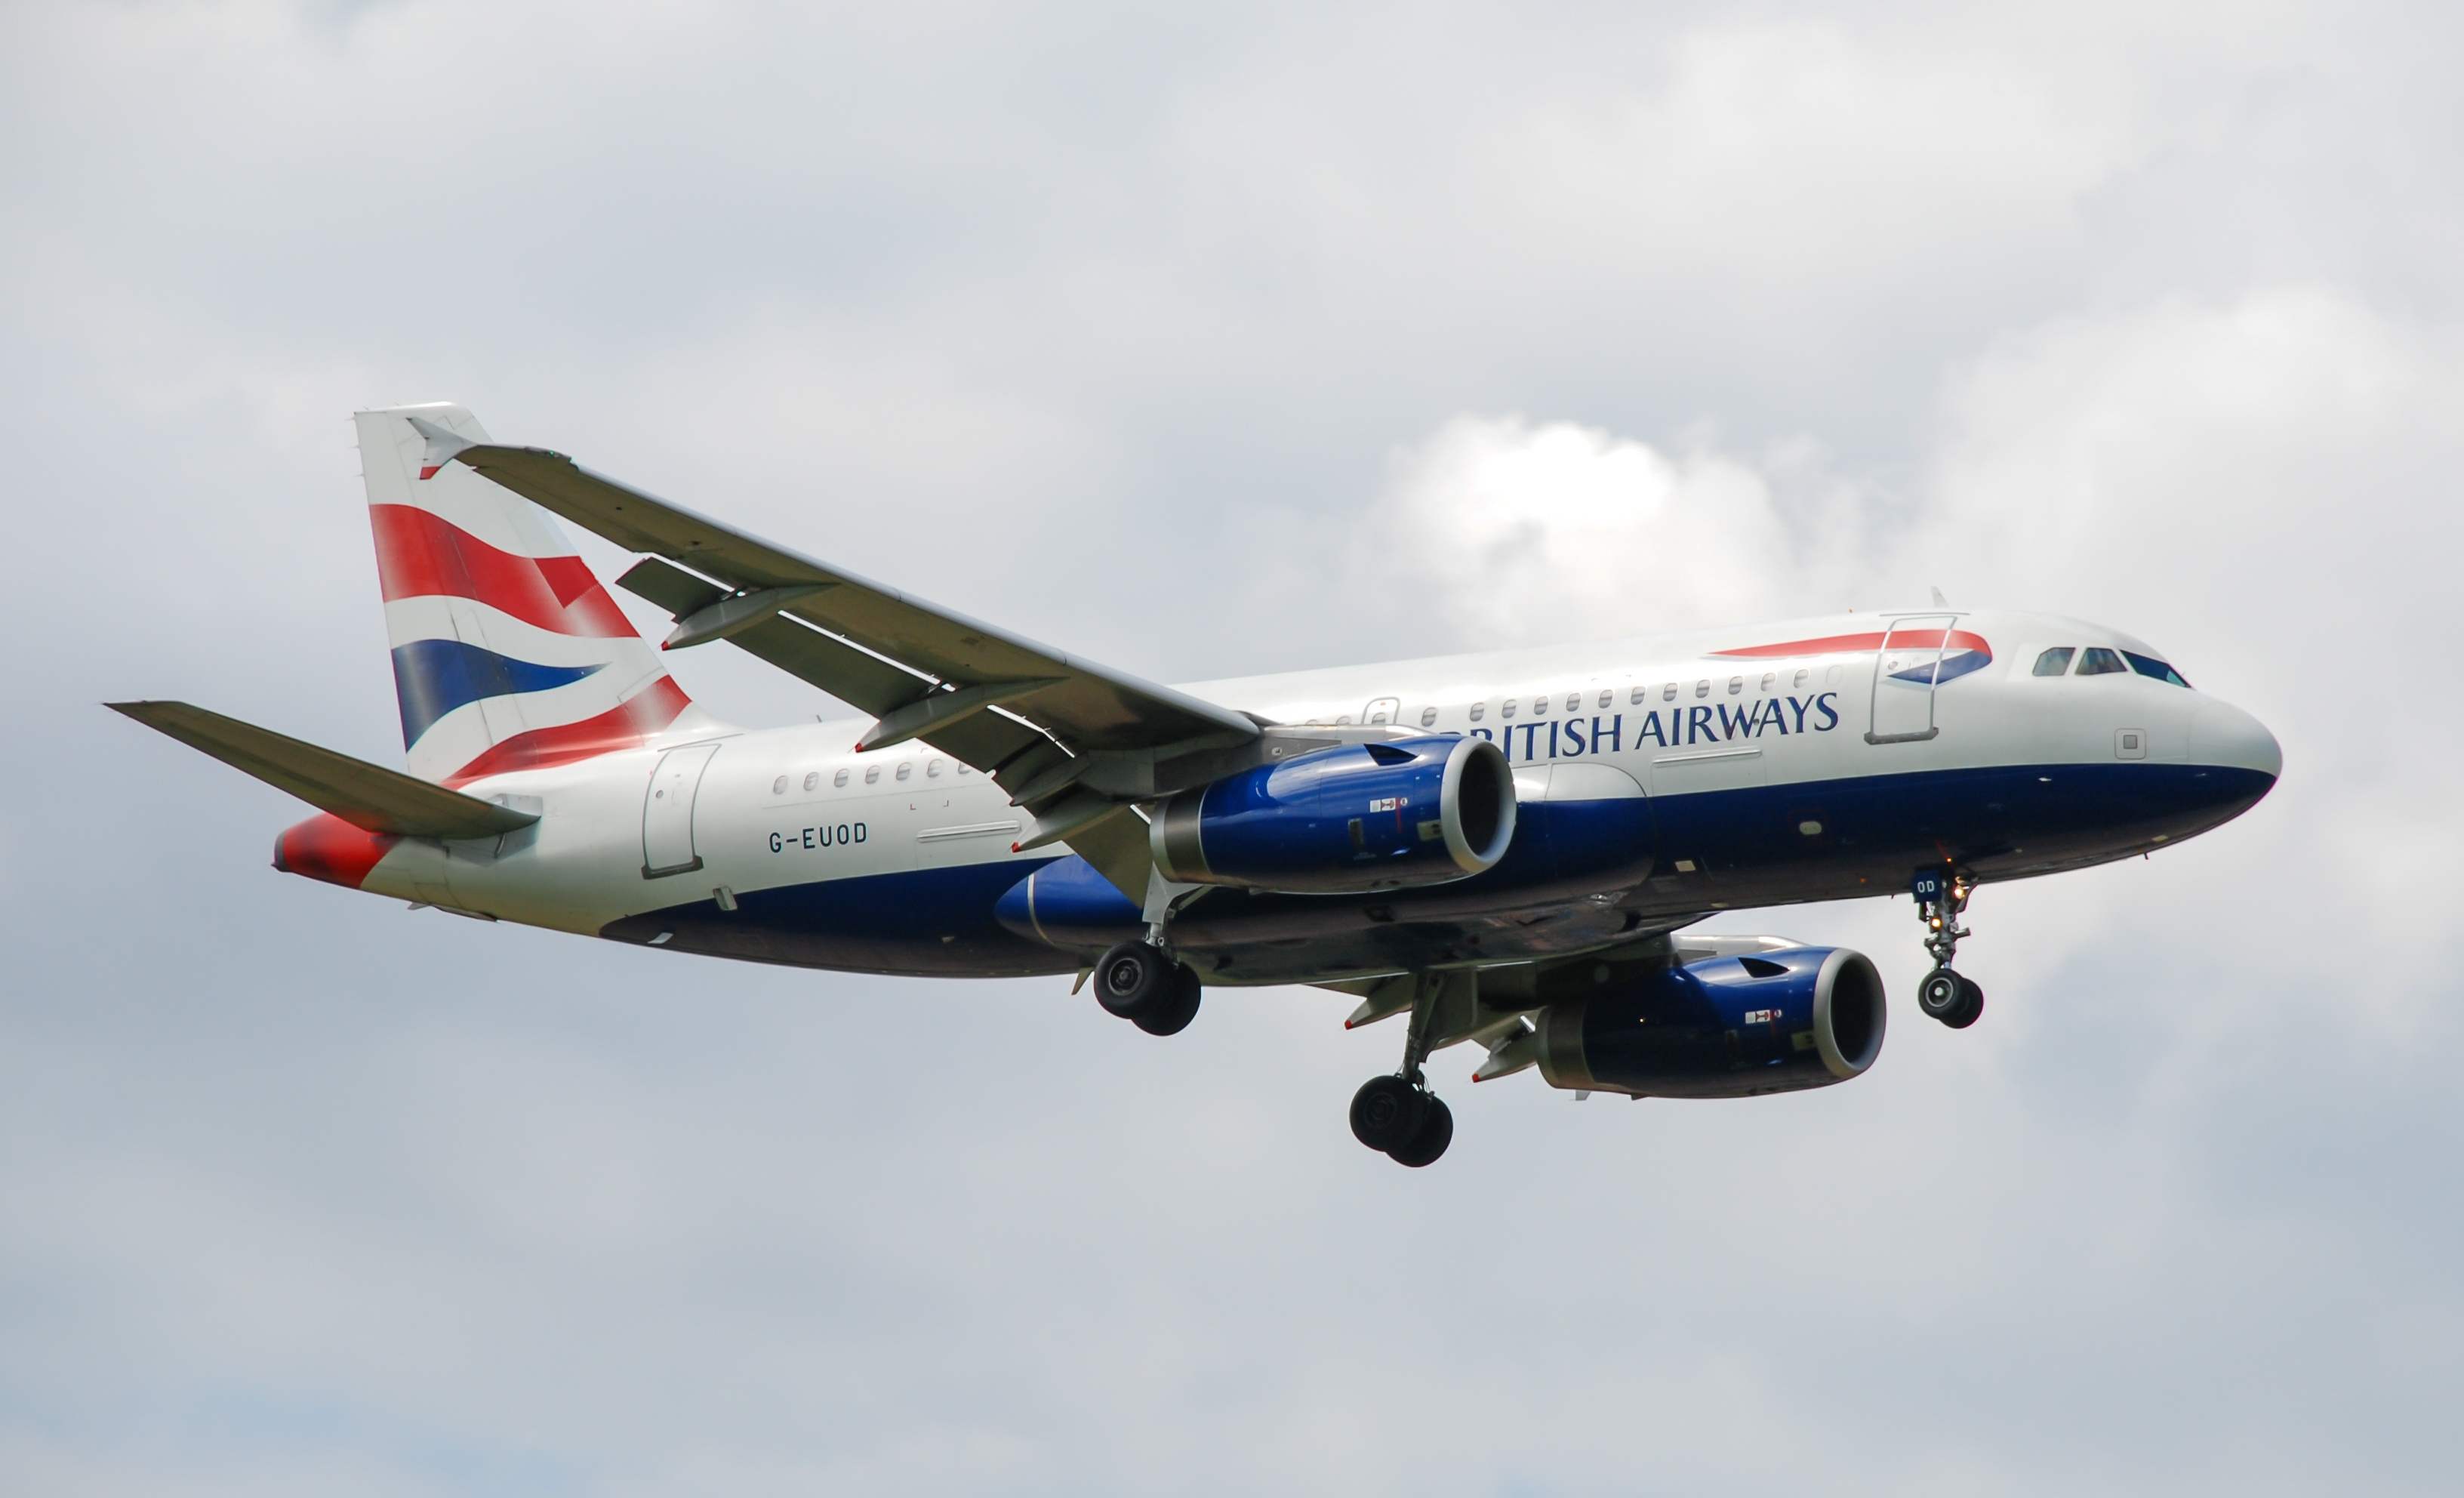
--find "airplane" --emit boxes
[111,403,2282,1167]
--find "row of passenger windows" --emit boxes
[2031,647,2191,687]
[770,758,975,796]
[1348,670,1824,727]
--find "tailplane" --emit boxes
[354,403,713,785]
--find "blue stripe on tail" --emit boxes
[391,639,605,747]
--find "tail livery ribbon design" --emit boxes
[355,404,692,785]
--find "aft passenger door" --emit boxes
[642,742,722,878]
[1867,615,1959,745]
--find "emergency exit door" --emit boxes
[642,742,722,878]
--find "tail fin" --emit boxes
[353,403,704,785]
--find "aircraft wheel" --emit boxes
[1942,975,1985,1030]
[1133,963,1203,1036]
[1094,940,1172,1019]
[1349,1074,1430,1152]
[1918,968,1964,1024]
[1385,1095,1454,1168]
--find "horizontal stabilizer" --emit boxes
[106,701,540,839]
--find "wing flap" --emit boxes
[107,701,538,840]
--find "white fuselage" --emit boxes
[352,607,2278,984]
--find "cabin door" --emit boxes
[1866,615,1959,744]
[642,742,722,878]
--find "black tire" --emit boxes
[1133,964,1203,1036]
[1349,1074,1430,1151]
[1386,1095,1454,1168]
[1942,975,1985,1030]
[1094,940,1171,1019]
[1917,967,1965,1024]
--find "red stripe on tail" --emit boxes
[441,677,693,787]
[370,504,638,639]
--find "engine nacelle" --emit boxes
[994,855,1144,951]
[1150,735,1515,894]
[1533,947,1886,1099]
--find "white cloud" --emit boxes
[10,3,2464,1494]
[1348,413,1845,646]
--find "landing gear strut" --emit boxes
[1911,867,1985,1028]
[1092,935,1202,1036]
[1348,972,1454,1167]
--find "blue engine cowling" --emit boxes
[1148,735,1516,894]
[993,856,1144,951]
[1532,947,1886,1098]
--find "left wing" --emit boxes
[415,421,1266,895]
[107,701,539,840]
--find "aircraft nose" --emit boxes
[2190,697,2283,781]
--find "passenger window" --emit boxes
[1726,677,1742,695]
[772,775,789,796]
[1597,689,1612,709]
[1662,683,1677,702]
[927,760,944,778]
[864,766,880,784]
[834,769,850,788]
[2033,647,2075,677]
[1420,706,1438,727]
[1759,672,1775,693]
[1532,695,1548,715]
[957,763,972,775]
[1630,685,1646,705]
[2077,647,2128,676]
[1565,692,1580,712]
[1469,702,1486,722]
[1501,699,1515,720]
[1792,668,1809,690]
[803,771,820,792]
[2123,652,2192,688]
[1695,680,1711,698]
[896,762,913,781]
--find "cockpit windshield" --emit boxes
[2123,652,2191,688]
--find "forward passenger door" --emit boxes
[1866,615,1959,745]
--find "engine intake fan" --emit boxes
[1150,735,1514,894]
[1535,946,1886,1099]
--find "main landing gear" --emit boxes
[1092,937,1202,1036]
[1911,867,1985,1028]
[1348,972,1454,1168]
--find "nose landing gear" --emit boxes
[1912,867,1985,1028]
[1348,972,1455,1167]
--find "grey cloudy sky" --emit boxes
[4,2,2459,1494]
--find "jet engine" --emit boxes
[1532,947,1886,1098]
[1148,735,1515,894]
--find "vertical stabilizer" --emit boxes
[353,403,713,785]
